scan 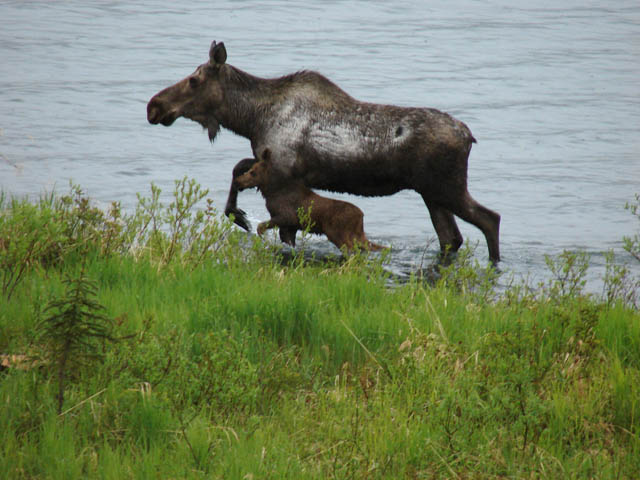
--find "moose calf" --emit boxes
[234,149,382,252]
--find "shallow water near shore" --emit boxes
[1,1,639,291]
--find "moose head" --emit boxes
[147,41,228,141]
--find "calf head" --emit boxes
[147,41,228,142]
[234,149,273,191]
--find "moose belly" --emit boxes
[300,152,407,197]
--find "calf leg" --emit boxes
[257,219,298,248]
[325,213,383,253]
[350,232,385,252]
[326,231,383,253]
[278,227,297,247]
[257,219,277,237]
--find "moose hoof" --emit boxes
[226,208,251,231]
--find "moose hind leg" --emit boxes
[448,192,501,263]
[424,201,464,257]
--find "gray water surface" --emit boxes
[1,1,639,289]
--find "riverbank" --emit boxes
[1,182,639,478]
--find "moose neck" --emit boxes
[216,65,274,141]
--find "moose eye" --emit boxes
[188,76,199,89]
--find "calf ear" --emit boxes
[209,41,227,65]
[261,148,272,164]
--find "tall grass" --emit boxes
[1,181,639,478]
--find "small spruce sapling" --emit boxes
[37,269,115,414]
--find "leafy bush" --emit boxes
[127,178,238,266]
[0,198,65,299]
[624,194,640,263]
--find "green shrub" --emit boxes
[624,194,640,263]
[0,199,64,299]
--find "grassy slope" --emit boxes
[1,254,639,479]
[1,186,639,478]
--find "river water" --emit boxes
[1,1,639,291]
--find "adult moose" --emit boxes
[147,41,501,262]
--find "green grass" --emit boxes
[1,182,639,478]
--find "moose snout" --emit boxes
[146,98,161,124]
[147,98,177,126]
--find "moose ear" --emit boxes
[209,41,227,65]
[261,148,272,163]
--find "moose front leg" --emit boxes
[225,157,258,231]
[224,183,251,231]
